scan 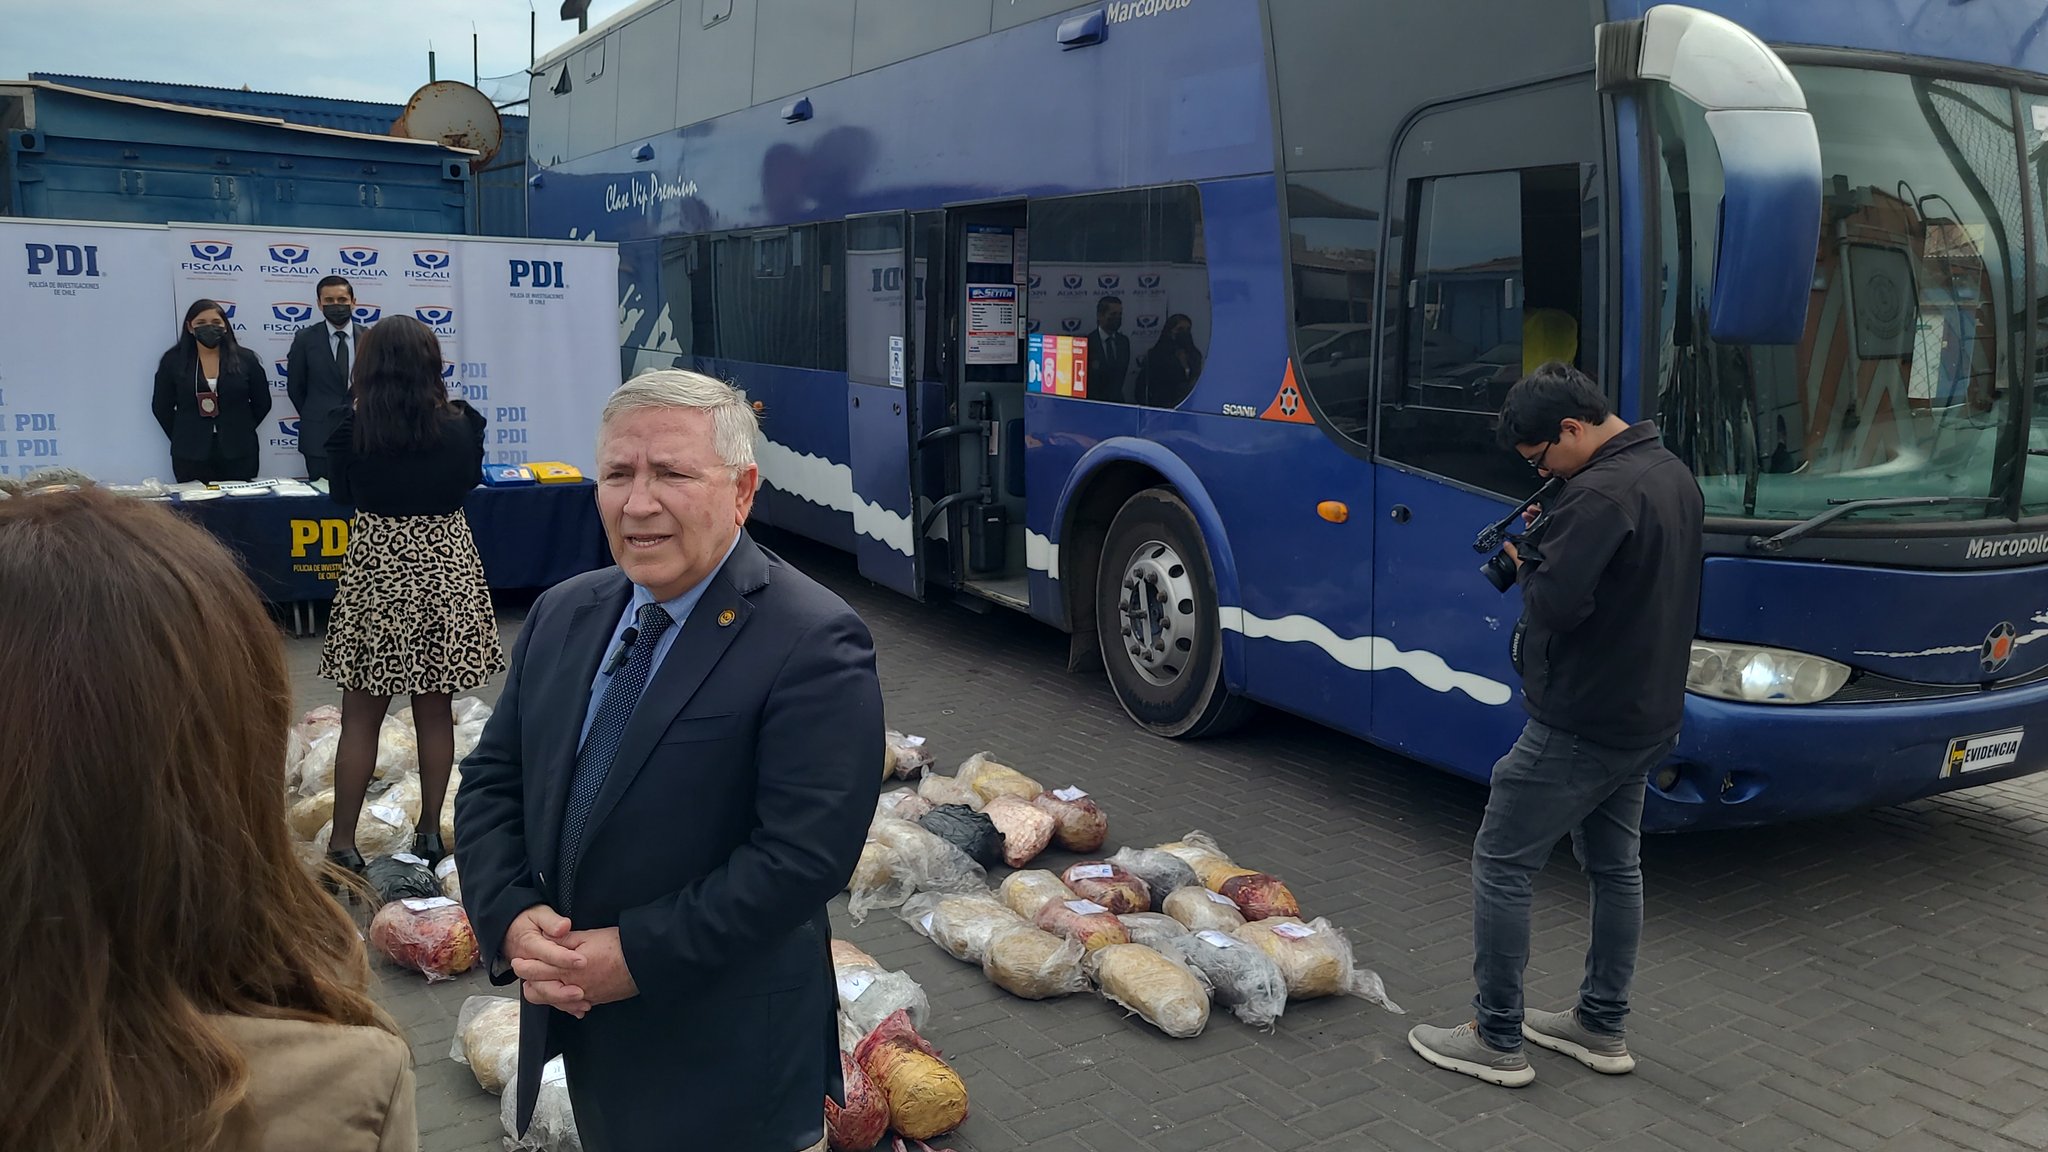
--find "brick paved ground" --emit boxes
[289,529,2048,1152]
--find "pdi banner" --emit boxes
[0,218,176,482]
[168,224,461,478]
[456,239,621,474]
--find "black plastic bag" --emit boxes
[367,853,440,904]
[918,804,1004,869]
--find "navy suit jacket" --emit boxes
[453,531,883,1151]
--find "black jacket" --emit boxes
[1517,421,1704,749]
[325,402,486,515]
[285,321,367,462]
[151,345,271,460]
[454,534,884,1151]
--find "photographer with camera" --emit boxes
[1409,362,1703,1088]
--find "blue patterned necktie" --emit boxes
[558,602,674,910]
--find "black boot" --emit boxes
[411,829,446,869]
[323,845,366,900]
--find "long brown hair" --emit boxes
[0,489,396,1152]
[351,313,453,455]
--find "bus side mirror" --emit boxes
[1599,5,1822,346]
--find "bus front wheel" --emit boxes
[1093,488,1253,739]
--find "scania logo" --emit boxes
[413,250,451,270]
[1063,275,1084,290]
[339,247,379,268]
[1138,274,1161,289]
[272,303,314,323]
[1097,275,1120,290]
[269,244,311,265]
[353,305,383,324]
[1983,622,2018,675]
[190,241,234,261]
[416,306,454,326]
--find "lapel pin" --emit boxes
[717,608,736,627]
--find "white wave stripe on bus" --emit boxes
[1855,610,2048,659]
[1218,608,1514,706]
[1026,531,1060,580]
[752,435,914,556]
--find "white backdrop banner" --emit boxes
[167,224,465,478]
[456,239,621,474]
[0,219,176,482]
[0,219,615,485]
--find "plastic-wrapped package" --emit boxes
[1060,862,1150,915]
[1117,912,1190,950]
[1031,787,1108,853]
[917,804,1004,869]
[826,1051,890,1151]
[435,856,462,902]
[846,837,916,925]
[1156,830,1235,884]
[453,720,487,765]
[372,716,419,791]
[1162,930,1289,1030]
[287,788,336,841]
[1106,847,1200,912]
[854,1010,969,1142]
[366,852,439,903]
[982,922,1089,1000]
[875,788,932,824]
[1234,917,1402,1012]
[831,939,878,969]
[1164,886,1247,934]
[955,752,1043,805]
[336,772,422,859]
[916,771,980,810]
[980,795,1055,868]
[885,730,935,780]
[500,1058,581,1151]
[835,959,932,1041]
[369,897,479,982]
[297,730,341,797]
[448,995,521,1094]
[438,783,458,850]
[901,891,1024,965]
[998,869,1074,921]
[1222,873,1302,921]
[1086,943,1212,1039]
[1033,897,1131,953]
[867,818,987,896]
[452,696,493,726]
[1203,865,1262,893]
[284,726,308,792]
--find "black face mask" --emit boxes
[193,324,227,348]
[322,304,354,327]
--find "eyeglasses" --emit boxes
[1526,442,1553,472]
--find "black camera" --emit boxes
[1473,478,1564,592]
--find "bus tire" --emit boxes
[1094,487,1254,739]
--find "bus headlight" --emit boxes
[1687,641,1850,704]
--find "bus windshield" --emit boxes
[1653,65,2038,524]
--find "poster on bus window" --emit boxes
[965,283,1020,364]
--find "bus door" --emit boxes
[843,211,926,598]
[1370,78,1602,764]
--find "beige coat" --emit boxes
[209,1014,418,1152]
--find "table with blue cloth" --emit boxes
[173,481,611,634]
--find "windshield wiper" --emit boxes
[1747,496,2002,553]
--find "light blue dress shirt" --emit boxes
[577,532,741,752]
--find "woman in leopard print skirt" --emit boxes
[318,314,504,882]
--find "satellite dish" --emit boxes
[393,81,504,170]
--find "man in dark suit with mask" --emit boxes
[1086,294,1131,403]
[285,275,367,481]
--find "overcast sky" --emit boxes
[0,0,639,105]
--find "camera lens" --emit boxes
[1480,550,1517,592]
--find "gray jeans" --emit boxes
[1471,719,1670,1051]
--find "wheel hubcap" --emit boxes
[1117,538,1198,688]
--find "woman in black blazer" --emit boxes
[152,298,272,483]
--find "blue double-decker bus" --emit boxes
[525,0,2048,831]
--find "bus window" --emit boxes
[1024,186,1211,410]
[1380,163,1588,496]
[704,223,847,373]
[1289,170,1382,445]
